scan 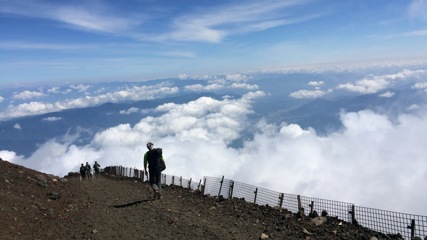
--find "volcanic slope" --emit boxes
[0,159,403,240]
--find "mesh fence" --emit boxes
[355,206,427,238]
[104,166,427,239]
[202,175,427,239]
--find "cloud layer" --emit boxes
[2,92,427,215]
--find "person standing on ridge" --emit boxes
[85,162,92,179]
[93,161,101,176]
[144,142,166,199]
[79,163,86,181]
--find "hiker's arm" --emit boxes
[143,152,148,173]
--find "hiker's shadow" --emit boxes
[110,199,153,208]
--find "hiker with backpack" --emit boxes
[144,142,166,199]
[79,163,86,180]
[93,161,101,176]
[85,162,92,179]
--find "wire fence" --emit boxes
[103,166,427,239]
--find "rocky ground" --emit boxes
[0,158,408,240]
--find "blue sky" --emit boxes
[1,0,427,87]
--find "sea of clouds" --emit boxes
[1,89,427,215]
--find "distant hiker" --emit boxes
[144,142,166,199]
[93,161,101,176]
[85,162,92,179]
[79,163,86,181]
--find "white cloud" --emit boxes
[230,82,259,90]
[42,116,62,122]
[0,96,4,103]
[0,150,21,162]
[13,123,21,130]
[47,87,61,94]
[69,84,91,93]
[12,90,47,100]
[119,107,141,115]
[289,89,332,99]
[412,81,427,89]
[290,80,330,99]
[225,74,249,81]
[337,69,427,94]
[408,104,420,111]
[379,91,395,98]
[183,75,258,92]
[4,102,58,120]
[2,97,427,215]
[236,109,427,215]
[141,92,264,144]
[178,74,189,79]
[308,81,324,87]
[184,84,224,92]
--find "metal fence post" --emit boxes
[218,176,224,197]
[172,176,175,185]
[180,176,182,187]
[202,177,206,194]
[309,201,314,216]
[279,193,284,208]
[198,179,202,191]
[188,178,192,189]
[254,188,258,204]
[297,195,305,219]
[407,219,415,238]
[228,180,234,199]
[163,174,166,185]
[348,205,358,226]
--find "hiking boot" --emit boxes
[153,190,159,199]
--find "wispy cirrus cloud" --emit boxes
[1,0,321,44]
[0,1,141,34]
[141,0,322,43]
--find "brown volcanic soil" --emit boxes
[0,158,404,240]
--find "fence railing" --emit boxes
[103,166,427,239]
